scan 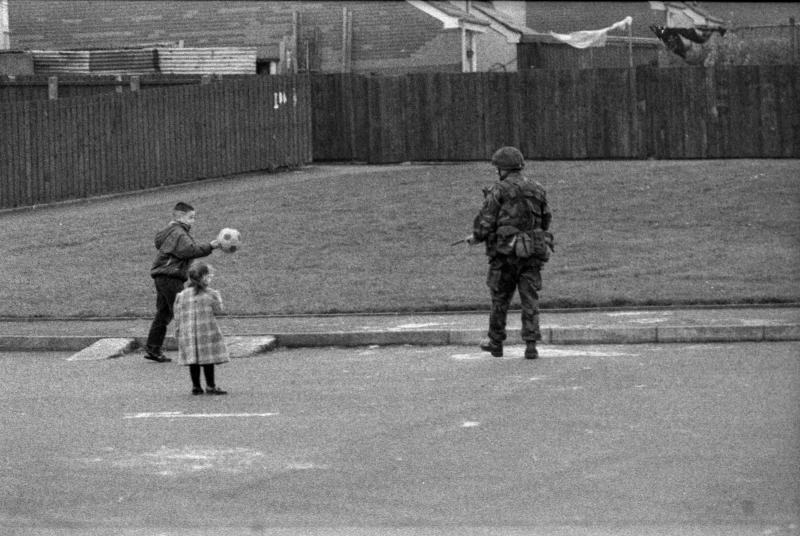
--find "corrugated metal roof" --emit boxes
[32,49,156,74]
[31,50,91,74]
[29,47,256,75]
[156,47,256,74]
[89,49,157,73]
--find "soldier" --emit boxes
[467,146,552,360]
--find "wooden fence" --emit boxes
[0,75,312,209]
[0,74,234,103]
[312,65,800,162]
[2,66,798,208]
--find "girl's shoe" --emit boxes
[191,387,204,395]
[206,386,227,395]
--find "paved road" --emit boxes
[2,343,798,536]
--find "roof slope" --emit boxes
[423,1,491,26]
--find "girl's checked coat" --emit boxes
[174,287,230,366]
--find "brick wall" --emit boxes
[9,1,294,49]
[8,0,462,73]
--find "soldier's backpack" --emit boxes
[498,181,554,262]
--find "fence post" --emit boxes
[201,74,211,85]
[130,75,140,92]
[48,76,58,100]
[791,17,797,64]
[115,74,123,93]
[341,7,352,73]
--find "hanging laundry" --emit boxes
[650,25,727,58]
[549,16,633,49]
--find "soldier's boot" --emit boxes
[524,342,539,360]
[479,337,503,357]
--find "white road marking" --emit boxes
[606,311,671,317]
[83,446,323,476]
[451,347,638,360]
[141,447,262,474]
[389,322,456,331]
[604,312,674,324]
[451,353,485,360]
[124,411,278,419]
[286,462,321,470]
[540,348,637,358]
[461,421,480,428]
[742,319,781,326]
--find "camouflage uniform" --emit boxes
[472,147,552,357]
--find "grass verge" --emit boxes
[2,160,798,317]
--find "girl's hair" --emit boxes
[187,261,213,295]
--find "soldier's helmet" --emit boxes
[491,146,525,170]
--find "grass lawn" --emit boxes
[1,160,798,318]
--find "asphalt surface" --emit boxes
[0,306,798,354]
[1,342,798,535]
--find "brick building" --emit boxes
[4,0,539,74]
[2,1,795,75]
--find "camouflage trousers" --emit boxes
[485,254,543,344]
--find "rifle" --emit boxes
[450,236,475,246]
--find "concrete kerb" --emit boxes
[765,324,800,341]
[1,324,798,356]
[0,336,102,352]
[268,324,800,348]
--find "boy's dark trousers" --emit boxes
[146,276,186,356]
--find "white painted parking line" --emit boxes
[124,411,278,419]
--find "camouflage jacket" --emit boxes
[473,171,551,258]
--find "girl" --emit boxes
[174,261,230,395]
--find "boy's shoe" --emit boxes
[524,343,539,360]
[191,387,204,395]
[479,338,503,357]
[144,351,171,363]
[205,387,227,395]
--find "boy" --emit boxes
[145,202,220,362]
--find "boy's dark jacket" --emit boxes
[150,222,213,281]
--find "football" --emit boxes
[217,228,241,253]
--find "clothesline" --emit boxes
[549,16,634,49]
